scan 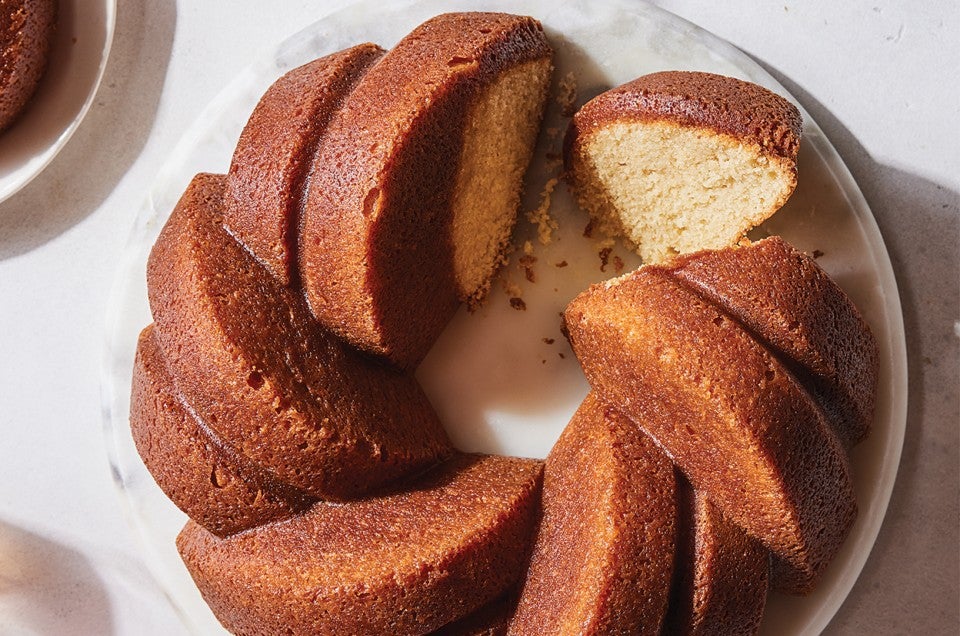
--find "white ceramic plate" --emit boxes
[102,0,907,633]
[0,0,116,203]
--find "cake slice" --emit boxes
[509,393,677,635]
[564,266,856,594]
[665,236,879,448]
[224,44,384,284]
[147,173,453,501]
[130,326,312,537]
[0,0,57,132]
[300,12,553,369]
[664,476,769,635]
[178,454,543,636]
[565,71,801,263]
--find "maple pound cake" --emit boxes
[565,71,802,264]
[300,12,553,369]
[0,0,57,132]
[564,244,865,594]
[130,326,313,537]
[664,476,769,636]
[178,454,543,636]
[224,44,384,285]
[509,393,677,635]
[147,173,453,502]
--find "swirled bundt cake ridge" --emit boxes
[224,43,385,285]
[178,454,543,635]
[147,173,453,501]
[509,392,678,635]
[300,12,553,369]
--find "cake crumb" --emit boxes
[510,297,527,311]
[812,249,824,259]
[557,72,578,116]
[555,260,568,268]
[613,255,625,273]
[526,177,560,245]
[543,338,555,345]
[519,254,537,283]
[599,247,612,272]
[583,220,594,238]
[522,240,534,256]
[501,278,522,299]
[541,359,547,364]
[559,352,566,359]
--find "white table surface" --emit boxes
[0,1,956,634]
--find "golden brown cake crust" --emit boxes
[178,454,543,636]
[566,71,802,162]
[130,326,313,537]
[509,393,677,635]
[564,267,857,594]
[225,44,384,285]
[665,477,769,636]
[300,12,552,369]
[665,236,879,448]
[147,173,453,501]
[0,0,56,132]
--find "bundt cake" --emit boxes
[0,0,56,132]
[130,326,312,537]
[300,12,553,369]
[224,44,385,285]
[564,71,801,263]
[509,393,677,635]
[146,173,453,501]
[664,476,769,635]
[177,454,543,635]
[127,11,881,634]
[564,237,874,593]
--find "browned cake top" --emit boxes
[147,173,452,501]
[130,326,312,537]
[564,266,856,594]
[510,393,677,635]
[300,12,552,369]
[0,0,57,131]
[568,71,802,160]
[225,43,384,284]
[664,236,879,448]
[178,454,543,635]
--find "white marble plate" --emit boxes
[0,0,116,203]
[101,0,907,633]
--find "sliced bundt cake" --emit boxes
[130,326,312,537]
[224,44,384,284]
[565,71,801,263]
[300,12,553,368]
[178,454,543,636]
[147,173,453,501]
[564,257,858,594]
[509,393,677,635]
[665,236,879,448]
[664,476,769,635]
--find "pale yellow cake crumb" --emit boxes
[526,177,560,245]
